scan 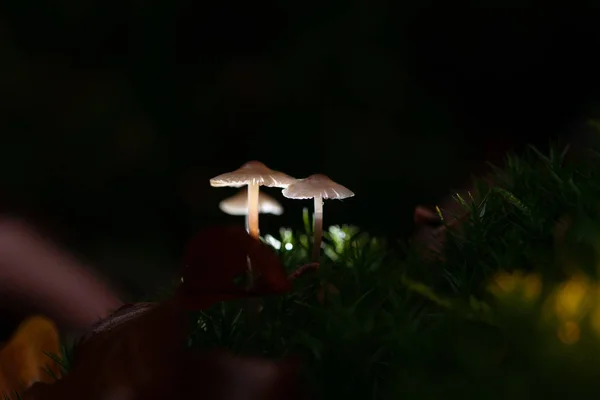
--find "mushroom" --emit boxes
[210,161,295,239]
[282,174,354,261]
[219,188,284,232]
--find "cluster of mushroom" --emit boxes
[210,161,355,261]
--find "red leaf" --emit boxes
[180,225,291,309]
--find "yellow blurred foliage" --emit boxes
[0,316,61,398]
[586,286,600,337]
[553,275,591,321]
[588,304,600,336]
[557,320,580,345]
[491,271,518,293]
[523,274,543,302]
[488,270,542,303]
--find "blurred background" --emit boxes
[1,4,600,297]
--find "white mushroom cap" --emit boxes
[210,161,296,188]
[219,188,284,216]
[282,174,355,200]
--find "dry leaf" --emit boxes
[181,349,305,400]
[0,316,61,398]
[24,225,303,400]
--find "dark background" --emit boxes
[1,4,600,296]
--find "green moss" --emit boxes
[189,142,600,399]
[51,140,600,398]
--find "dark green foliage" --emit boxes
[47,140,600,398]
[43,343,75,379]
[185,141,600,399]
[189,223,423,400]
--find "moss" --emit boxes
[188,142,600,399]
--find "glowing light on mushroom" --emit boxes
[210,161,295,239]
[282,174,354,261]
[219,188,284,232]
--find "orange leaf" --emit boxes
[0,316,61,398]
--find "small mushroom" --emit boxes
[219,188,284,232]
[282,174,354,261]
[210,161,295,239]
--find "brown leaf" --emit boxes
[24,225,302,400]
[181,349,306,400]
[26,301,307,400]
[25,298,186,399]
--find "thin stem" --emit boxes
[243,186,258,319]
[245,255,254,289]
[247,182,260,239]
[312,196,324,262]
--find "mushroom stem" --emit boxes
[312,196,324,262]
[247,182,260,239]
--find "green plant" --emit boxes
[184,143,600,399]
[45,142,600,399]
